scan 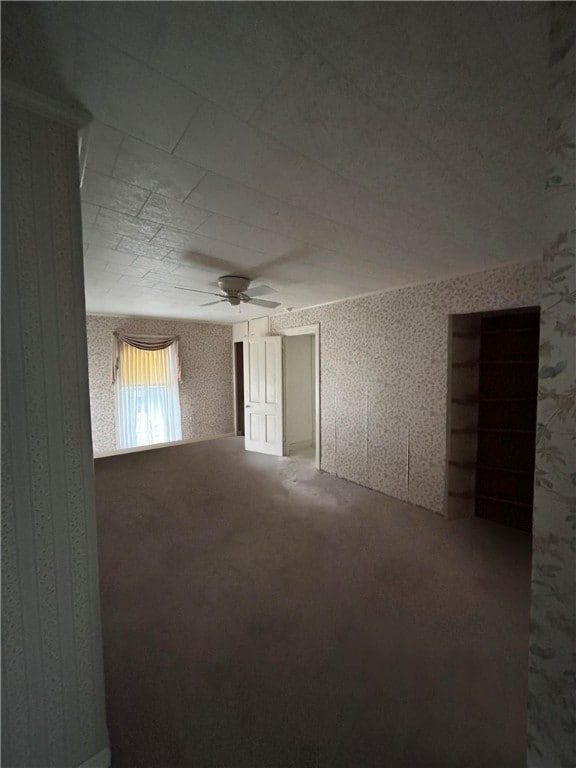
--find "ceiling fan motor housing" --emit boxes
[218,275,250,295]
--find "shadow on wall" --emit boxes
[2,2,88,113]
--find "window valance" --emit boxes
[112,332,182,383]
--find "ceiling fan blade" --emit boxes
[175,286,222,297]
[200,299,228,307]
[248,298,281,309]
[243,284,276,298]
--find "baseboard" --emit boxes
[287,439,313,455]
[77,747,111,768]
[93,432,235,459]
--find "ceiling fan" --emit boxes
[175,275,281,309]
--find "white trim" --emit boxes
[2,78,92,128]
[278,324,321,470]
[93,433,235,459]
[77,747,111,768]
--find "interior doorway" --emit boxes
[279,325,320,468]
[234,341,244,436]
[447,307,540,532]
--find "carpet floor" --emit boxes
[94,437,531,768]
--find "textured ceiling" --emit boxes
[6,2,548,323]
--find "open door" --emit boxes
[243,336,283,456]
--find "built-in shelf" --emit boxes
[452,427,534,435]
[452,360,479,368]
[476,494,532,508]
[477,464,534,474]
[481,397,534,403]
[448,490,474,499]
[452,359,538,367]
[478,428,533,434]
[449,307,539,532]
[452,396,534,404]
[480,359,538,365]
[481,327,536,335]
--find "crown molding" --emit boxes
[2,78,92,129]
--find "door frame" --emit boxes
[278,324,320,469]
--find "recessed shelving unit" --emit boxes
[474,309,540,531]
[447,307,540,531]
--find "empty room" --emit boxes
[2,3,574,768]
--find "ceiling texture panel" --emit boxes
[14,1,547,322]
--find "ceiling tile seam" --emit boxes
[168,99,210,157]
[71,25,205,158]
[89,204,163,240]
[147,213,406,270]
[69,21,154,69]
[178,170,410,257]
[106,150,210,206]
[62,15,542,244]
[175,112,477,256]
[485,4,549,120]
[82,169,161,213]
[266,8,545,241]
[180,168,210,206]
[108,132,126,181]
[163,208,413,274]
[195,108,532,254]
[136,191,213,228]
[76,71,485,256]
[242,47,308,125]
[119,43,502,255]
[74,17,538,274]
[86,118,208,182]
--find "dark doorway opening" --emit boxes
[475,309,540,532]
[234,341,244,436]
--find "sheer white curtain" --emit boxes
[115,340,182,449]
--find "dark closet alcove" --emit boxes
[474,309,540,532]
[234,341,244,436]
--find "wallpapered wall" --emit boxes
[271,261,541,514]
[2,102,109,768]
[86,315,234,455]
[527,4,575,766]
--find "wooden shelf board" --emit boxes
[477,428,534,434]
[481,327,538,335]
[476,494,533,508]
[477,465,534,475]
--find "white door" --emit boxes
[243,336,283,456]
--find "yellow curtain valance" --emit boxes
[112,333,182,384]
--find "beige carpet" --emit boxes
[94,437,531,768]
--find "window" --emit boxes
[114,337,182,450]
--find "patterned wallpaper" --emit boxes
[271,262,542,513]
[527,4,576,766]
[2,103,109,768]
[86,315,234,455]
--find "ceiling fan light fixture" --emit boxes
[217,275,251,294]
[174,275,281,310]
